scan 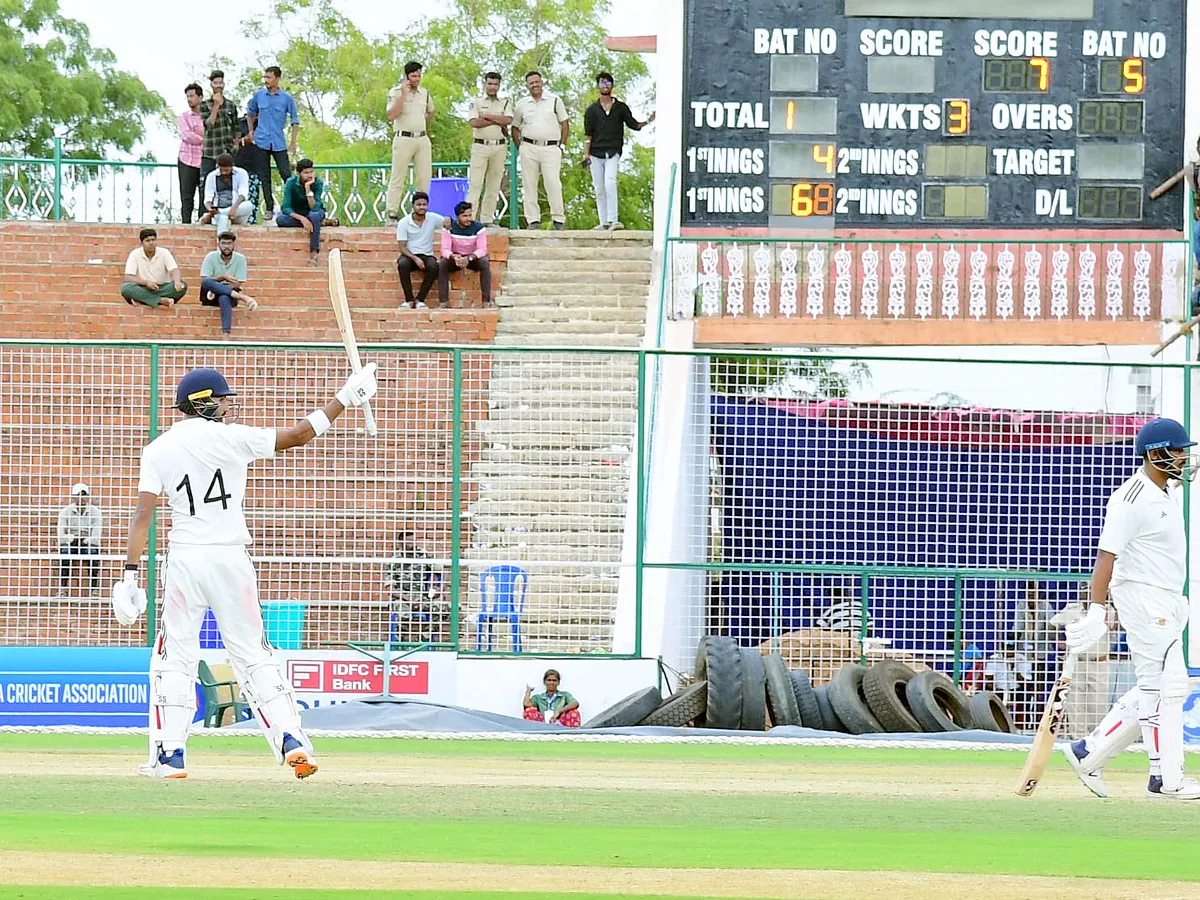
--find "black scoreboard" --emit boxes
[682,0,1185,230]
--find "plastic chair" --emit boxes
[476,564,528,652]
[197,660,249,728]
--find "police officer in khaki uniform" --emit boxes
[511,71,569,230]
[466,72,514,227]
[386,61,435,219]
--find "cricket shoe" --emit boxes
[1062,740,1107,798]
[137,748,188,779]
[282,732,319,779]
[1147,776,1200,800]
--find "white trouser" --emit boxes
[589,153,620,225]
[1082,582,1189,785]
[149,544,308,764]
[213,201,254,235]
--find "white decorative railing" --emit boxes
[667,239,1188,323]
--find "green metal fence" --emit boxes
[0,138,521,228]
[1,340,1195,722]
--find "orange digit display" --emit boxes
[786,100,796,131]
[943,99,970,136]
[1123,58,1145,94]
[812,143,835,174]
[790,183,834,217]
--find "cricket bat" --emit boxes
[1015,653,1077,797]
[327,247,379,437]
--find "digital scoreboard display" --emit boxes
[682,0,1185,229]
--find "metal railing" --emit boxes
[0,137,521,228]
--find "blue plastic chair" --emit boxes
[477,564,529,652]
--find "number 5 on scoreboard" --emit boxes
[943,99,970,137]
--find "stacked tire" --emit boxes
[580,636,1019,735]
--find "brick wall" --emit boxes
[0,222,503,343]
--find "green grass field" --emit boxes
[0,733,1195,900]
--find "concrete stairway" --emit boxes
[467,230,652,652]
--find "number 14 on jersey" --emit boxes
[176,469,231,516]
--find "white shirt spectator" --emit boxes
[125,246,180,284]
[396,211,446,256]
[203,166,251,210]
[57,503,102,546]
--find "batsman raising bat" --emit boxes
[114,363,378,779]
[1062,418,1200,800]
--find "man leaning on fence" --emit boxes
[465,72,513,227]
[386,61,435,220]
[121,228,186,307]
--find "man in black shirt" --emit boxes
[582,72,653,231]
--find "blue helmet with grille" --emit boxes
[1136,418,1198,482]
[175,368,237,421]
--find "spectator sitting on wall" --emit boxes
[198,153,253,236]
[815,586,866,635]
[439,201,491,308]
[277,158,326,265]
[523,669,581,727]
[120,228,187,307]
[57,482,101,594]
[200,232,258,336]
[395,191,446,309]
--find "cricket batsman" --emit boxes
[1062,417,1200,799]
[112,364,378,779]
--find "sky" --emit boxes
[55,0,650,163]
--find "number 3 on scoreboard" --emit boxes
[943,99,970,136]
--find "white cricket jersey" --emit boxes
[136,417,276,546]
[1097,468,1186,593]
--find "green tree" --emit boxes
[711,355,871,399]
[0,0,165,158]
[238,0,654,228]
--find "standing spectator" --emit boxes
[465,72,513,227]
[583,72,653,231]
[198,70,240,191]
[120,228,186,307]
[511,71,569,230]
[176,84,205,224]
[232,116,262,222]
[395,191,445,309]
[385,61,435,220]
[200,232,259,336]
[199,154,253,235]
[439,201,491,308]
[277,158,326,265]
[57,482,101,594]
[246,65,299,218]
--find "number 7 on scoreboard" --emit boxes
[943,99,970,136]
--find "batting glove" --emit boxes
[1065,603,1108,654]
[111,570,147,626]
[337,362,378,408]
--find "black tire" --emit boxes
[582,686,662,728]
[739,646,767,731]
[905,670,973,732]
[969,690,1018,734]
[789,668,822,729]
[862,660,923,733]
[828,664,885,734]
[701,636,742,730]
[694,636,711,679]
[640,681,708,727]
[763,654,801,727]
[813,685,847,732]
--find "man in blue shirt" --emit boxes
[246,66,300,219]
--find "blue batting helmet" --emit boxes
[1135,418,1195,456]
[175,368,237,420]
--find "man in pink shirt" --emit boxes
[177,84,206,224]
[438,201,491,308]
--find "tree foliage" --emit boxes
[711,355,872,399]
[0,0,165,158]
[232,0,655,228]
